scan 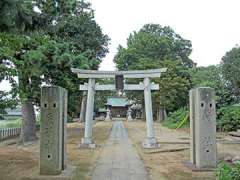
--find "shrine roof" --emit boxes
[106,97,129,107]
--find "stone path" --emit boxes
[92,121,149,180]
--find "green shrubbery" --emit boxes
[163,107,189,129]
[217,162,240,180]
[217,106,240,132]
[164,105,240,132]
[0,118,22,128]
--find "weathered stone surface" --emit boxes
[189,89,196,165]
[62,88,68,170]
[189,87,217,169]
[81,78,95,147]
[143,77,158,148]
[40,86,68,175]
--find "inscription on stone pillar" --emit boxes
[190,87,217,169]
[40,86,68,175]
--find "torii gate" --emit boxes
[71,68,167,148]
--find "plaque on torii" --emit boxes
[71,68,167,149]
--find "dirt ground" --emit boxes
[0,121,112,180]
[124,120,240,180]
[0,120,239,180]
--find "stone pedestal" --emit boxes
[142,137,159,148]
[188,87,217,169]
[80,78,96,148]
[40,86,68,175]
[142,77,159,148]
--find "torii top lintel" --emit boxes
[71,68,167,79]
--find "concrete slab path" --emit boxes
[92,121,149,180]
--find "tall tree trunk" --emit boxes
[157,106,167,123]
[79,91,87,122]
[20,100,37,142]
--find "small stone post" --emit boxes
[105,108,111,121]
[127,107,133,121]
[142,77,158,148]
[81,78,95,147]
[189,87,217,169]
[40,86,68,175]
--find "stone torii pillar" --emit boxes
[81,78,96,148]
[142,77,158,148]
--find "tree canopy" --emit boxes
[221,46,240,103]
[114,24,193,115]
[0,0,109,142]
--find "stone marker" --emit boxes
[40,86,68,175]
[189,87,217,169]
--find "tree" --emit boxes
[114,24,193,70]
[0,0,109,142]
[221,46,240,103]
[114,24,193,121]
[190,65,234,107]
[35,0,109,118]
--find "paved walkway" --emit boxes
[92,121,149,180]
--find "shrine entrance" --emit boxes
[71,68,167,148]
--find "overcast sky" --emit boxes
[88,0,240,70]
[1,0,240,91]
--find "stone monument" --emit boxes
[40,86,68,175]
[188,87,217,169]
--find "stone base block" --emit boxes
[24,166,76,180]
[79,137,96,149]
[105,118,111,122]
[142,137,160,149]
[127,118,134,122]
[183,161,216,171]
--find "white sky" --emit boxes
[88,0,240,70]
[1,0,240,91]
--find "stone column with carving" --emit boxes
[188,87,217,169]
[40,86,68,175]
[81,78,96,148]
[142,77,158,148]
